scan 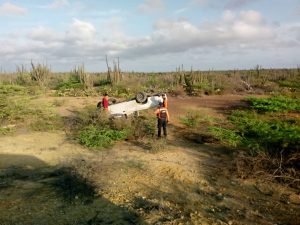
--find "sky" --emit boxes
[0,0,299,72]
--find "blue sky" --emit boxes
[0,0,299,72]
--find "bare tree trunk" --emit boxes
[117,57,122,81]
[105,55,112,84]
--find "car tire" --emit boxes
[136,92,147,103]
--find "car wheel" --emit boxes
[136,92,147,103]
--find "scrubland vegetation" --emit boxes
[0,63,299,224]
[1,63,299,185]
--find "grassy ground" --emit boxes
[0,84,299,225]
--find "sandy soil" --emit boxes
[0,94,299,225]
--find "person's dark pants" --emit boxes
[157,119,167,137]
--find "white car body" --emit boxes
[109,95,164,117]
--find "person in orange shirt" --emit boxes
[154,102,170,138]
[162,93,168,108]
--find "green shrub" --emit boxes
[130,116,156,138]
[208,126,242,147]
[79,125,128,148]
[229,110,300,154]
[180,111,202,127]
[53,74,98,97]
[16,73,32,86]
[246,96,300,112]
[0,84,28,96]
[55,75,83,91]
[30,114,63,131]
[180,111,217,128]
[206,108,300,157]
[277,80,300,89]
[0,97,32,123]
[98,84,136,99]
[193,82,211,95]
[0,127,13,135]
[0,89,63,132]
[94,79,111,86]
[56,82,84,90]
[67,106,158,148]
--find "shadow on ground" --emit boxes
[150,124,300,224]
[0,154,144,225]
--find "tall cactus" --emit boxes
[72,64,93,89]
[30,61,51,86]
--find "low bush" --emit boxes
[98,84,136,99]
[67,107,157,149]
[206,107,300,185]
[0,127,13,135]
[0,97,32,123]
[16,73,32,86]
[276,80,300,89]
[130,116,156,138]
[180,111,202,128]
[180,110,218,128]
[208,126,242,147]
[168,86,185,97]
[229,110,300,155]
[79,125,128,148]
[30,113,63,131]
[246,96,300,112]
[54,74,98,97]
[0,84,28,96]
[0,86,63,132]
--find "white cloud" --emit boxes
[45,0,69,9]
[226,0,261,9]
[28,26,63,42]
[191,0,262,9]
[240,10,264,24]
[281,23,300,42]
[191,0,220,9]
[222,10,236,22]
[174,7,188,14]
[123,10,277,59]
[296,5,300,15]
[0,2,27,16]
[192,0,207,4]
[65,19,96,43]
[0,10,299,71]
[138,0,165,13]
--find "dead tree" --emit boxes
[106,55,122,85]
[105,55,112,84]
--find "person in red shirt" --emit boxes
[154,102,170,138]
[102,93,109,111]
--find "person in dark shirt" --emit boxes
[154,102,170,138]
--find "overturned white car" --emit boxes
[108,92,165,118]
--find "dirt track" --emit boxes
[0,95,299,225]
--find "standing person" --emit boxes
[162,93,168,108]
[155,102,170,138]
[102,93,109,111]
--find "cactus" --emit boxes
[71,64,93,89]
[30,61,51,86]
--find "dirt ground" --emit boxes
[0,95,299,225]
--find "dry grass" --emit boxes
[235,152,300,188]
